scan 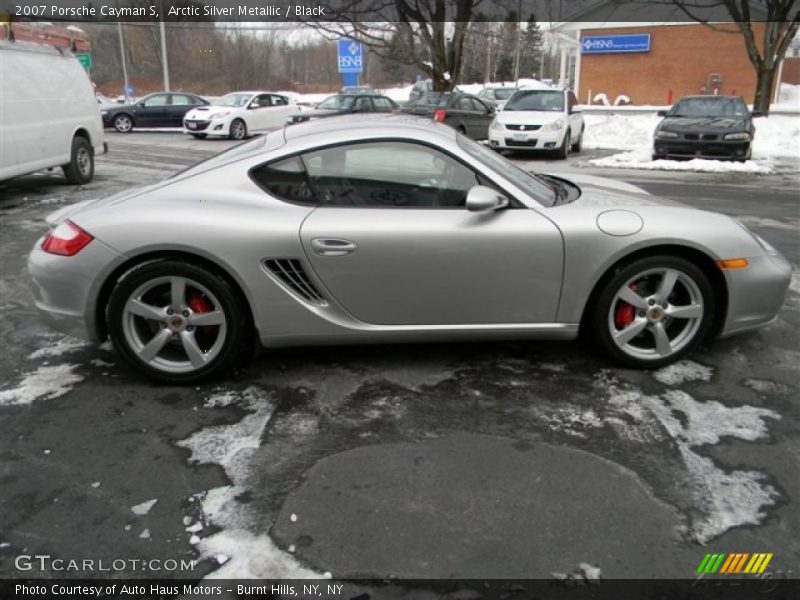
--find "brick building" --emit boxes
[553,4,794,106]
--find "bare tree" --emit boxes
[663,1,799,113]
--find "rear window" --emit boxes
[409,92,447,107]
[170,133,277,179]
[668,97,748,117]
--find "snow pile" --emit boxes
[177,387,321,579]
[131,499,158,516]
[29,336,89,359]
[582,112,798,173]
[774,83,800,111]
[653,360,713,386]
[0,364,84,406]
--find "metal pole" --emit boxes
[117,21,129,101]
[159,17,170,91]
[513,0,522,84]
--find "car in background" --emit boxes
[27,114,791,382]
[183,91,295,140]
[102,92,208,133]
[287,93,398,124]
[487,89,584,158]
[409,79,433,102]
[1,29,105,184]
[652,95,760,162]
[399,92,495,140]
[476,86,518,111]
[340,85,374,95]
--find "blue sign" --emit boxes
[581,33,651,54]
[337,39,363,74]
[125,84,135,95]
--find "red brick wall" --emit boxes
[781,57,800,85]
[578,24,766,105]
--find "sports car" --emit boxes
[28,115,791,383]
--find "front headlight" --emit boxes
[655,130,679,139]
[733,219,779,256]
[723,132,751,141]
[490,119,503,131]
[542,118,565,132]
[209,111,231,120]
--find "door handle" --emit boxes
[311,238,358,256]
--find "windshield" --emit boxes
[504,90,564,112]
[214,93,254,108]
[668,97,748,117]
[408,92,447,107]
[492,88,516,100]
[456,134,557,206]
[317,95,356,110]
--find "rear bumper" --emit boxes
[653,139,751,160]
[720,253,792,337]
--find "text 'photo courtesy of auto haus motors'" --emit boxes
[1,11,800,594]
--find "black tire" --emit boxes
[190,133,207,139]
[229,118,247,140]
[571,127,583,153]
[61,136,94,184]
[556,129,571,159]
[107,259,247,383]
[589,255,715,369]
[113,113,134,133]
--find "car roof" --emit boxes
[677,95,742,100]
[283,113,457,142]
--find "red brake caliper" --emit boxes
[187,289,215,334]
[614,285,638,329]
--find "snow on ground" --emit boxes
[28,336,89,359]
[652,360,713,386]
[596,370,780,543]
[0,364,84,406]
[177,387,321,578]
[131,498,158,516]
[582,112,798,173]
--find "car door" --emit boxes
[261,94,294,129]
[244,93,271,130]
[133,94,171,127]
[297,140,563,326]
[469,97,495,139]
[169,94,200,127]
[372,97,396,113]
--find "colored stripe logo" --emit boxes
[696,553,773,575]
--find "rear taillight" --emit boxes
[433,108,447,122]
[41,220,94,256]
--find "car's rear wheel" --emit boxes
[113,113,134,133]
[591,256,714,368]
[571,127,583,153]
[229,118,247,140]
[107,260,246,383]
[61,136,94,184]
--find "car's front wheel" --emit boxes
[590,256,715,368]
[556,129,571,159]
[190,133,207,139]
[229,118,247,140]
[107,259,247,383]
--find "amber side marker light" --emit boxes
[716,258,749,269]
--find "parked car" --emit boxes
[1,35,106,184]
[409,79,433,102]
[652,95,760,162]
[102,92,208,133]
[340,85,374,95]
[476,86,519,111]
[487,89,584,158]
[28,114,791,383]
[287,93,397,124]
[183,91,295,140]
[399,92,495,140]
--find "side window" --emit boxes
[470,98,488,112]
[270,95,288,106]
[301,141,479,208]
[143,94,169,107]
[372,97,393,112]
[253,94,271,108]
[250,156,315,205]
[353,97,372,111]
[456,97,474,111]
[171,94,193,105]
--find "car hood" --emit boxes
[542,172,686,208]
[185,106,237,119]
[496,110,564,125]
[658,116,749,132]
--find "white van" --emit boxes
[0,36,106,184]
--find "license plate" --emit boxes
[186,122,196,129]
[512,132,528,141]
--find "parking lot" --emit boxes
[1,131,798,584]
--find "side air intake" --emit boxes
[264,258,327,306]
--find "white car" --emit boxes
[476,86,518,111]
[183,91,296,140]
[488,89,584,158]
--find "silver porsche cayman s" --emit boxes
[28,115,791,382]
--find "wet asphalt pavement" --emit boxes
[0,132,798,586]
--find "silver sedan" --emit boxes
[28,115,791,383]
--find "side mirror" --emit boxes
[487,106,496,115]
[137,102,145,107]
[657,110,667,117]
[466,185,509,212]
[751,110,764,118]
[248,102,258,109]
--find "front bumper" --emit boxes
[720,253,792,337]
[488,127,565,150]
[653,139,751,160]
[28,236,125,342]
[183,117,230,136]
